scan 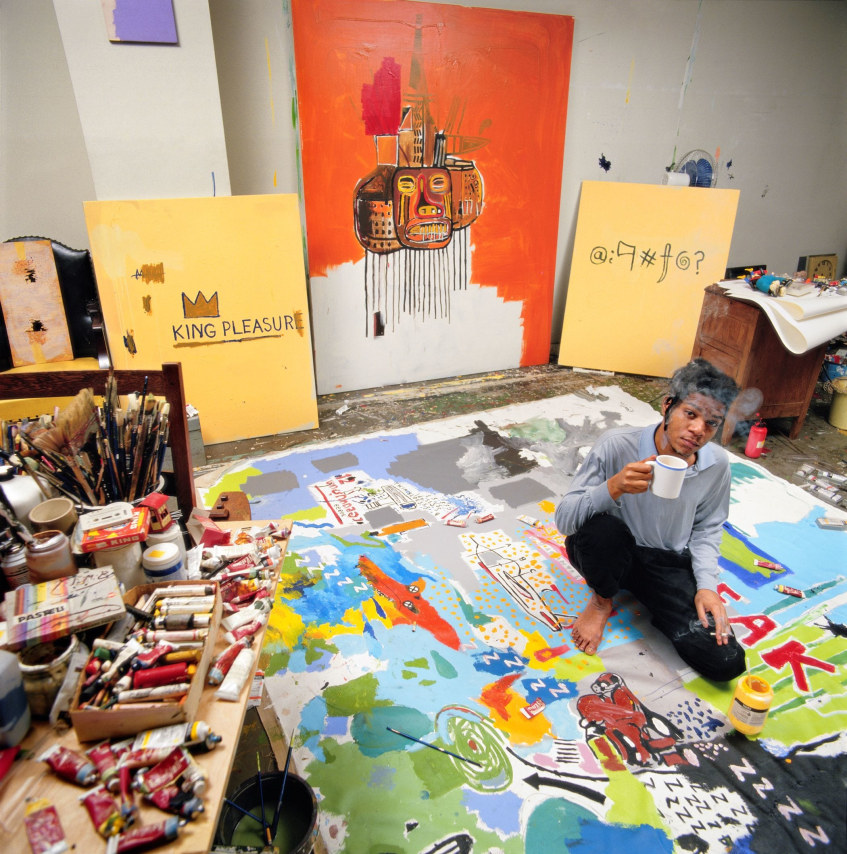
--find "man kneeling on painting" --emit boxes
[555,358,746,682]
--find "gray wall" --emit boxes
[2,0,845,353]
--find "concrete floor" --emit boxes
[210,363,847,832]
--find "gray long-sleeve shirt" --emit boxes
[554,423,731,592]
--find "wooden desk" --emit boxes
[0,519,289,854]
[691,284,828,444]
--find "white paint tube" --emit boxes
[220,608,264,633]
[213,647,255,702]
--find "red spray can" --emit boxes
[745,415,767,458]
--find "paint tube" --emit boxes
[775,583,805,599]
[179,752,208,796]
[132,662,196,690]
[207,639,248,686]
[133,747,191,795]
[753,559,783,570]
[118,765,138,826]
[40,743,99,786]
[86,741,121,793]
[23,799,67,854]
[224,617,265,644]
[220,607,262,632]
[115,683,191,704]
[143,629,208,644]
[147,585,214,603]
[117,746,175,772]
[151,612,211,630]
[92,638,126,653]
[144,783,205,820]
[131,642,175,669]
[101,638,144,686]
[132,721,221,752]
[108,816,181,853]
[80,785,124,837]
[214,646,255,702]
[161,648,204,665]
[475,512,495,523]
[156,596,215,614]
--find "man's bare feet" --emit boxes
[571,592,613,655]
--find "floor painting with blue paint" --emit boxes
[201,388,846,853]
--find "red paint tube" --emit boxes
[117,746,175,771]
[40,743,99,786]
[224,618,263,644]
[134,747,191,794]
[23,799,67,854]
[131,642,175,670]
[145,784,205,819]
[110,817,181,853]
[132,662,195,690]
[80,785,125,837]
[207,639,247,685]
[86,742,120,793]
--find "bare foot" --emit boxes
[571,593,613,655]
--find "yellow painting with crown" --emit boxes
[84,195,318,444]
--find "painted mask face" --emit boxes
[392,167,452,249]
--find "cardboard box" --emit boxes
[70,580,221,741]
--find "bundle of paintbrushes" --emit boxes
[18,374,171,507]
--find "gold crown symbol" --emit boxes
[182,291,219,318]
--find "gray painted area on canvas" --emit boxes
[243,469,299,495]
[313,452,360,473]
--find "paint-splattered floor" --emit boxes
[209,362,846,829]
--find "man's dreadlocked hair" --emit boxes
[665,358,740,415]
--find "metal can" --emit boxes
[25,530,77,583]
[1,543,29,588]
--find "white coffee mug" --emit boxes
[647,455,688,499]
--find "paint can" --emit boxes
[17,633,79,719]
[1,543,29,589]
[145,520,187,567]
[142,542,186,583]
[93,541,146,589]
[0,649,31,747]
[25,530,77,583]
[727,674,773,737]
[828,377,847,430]
[214,772,318,853]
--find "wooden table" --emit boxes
[0,519,289,854]
[691,284,828,444]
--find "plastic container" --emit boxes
[215,772,318,853]
[0,468,43,532]
[26,530,77,582]
[18,634,79,719]
[727,674,773,737]
[829,377,847,429]
[93,541,146,589]
[142,542,186,583]
[0,649,31,747]
[145,520,187,567]
[1,543,29,589]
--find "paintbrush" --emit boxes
[270,741,293,838]
[256,752,271,847]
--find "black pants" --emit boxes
[565,514,746,682]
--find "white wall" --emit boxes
[2,0,845,354]
[52,0,230,201]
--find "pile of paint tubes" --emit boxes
[32,721,220,851]
[795,463,847,505]
[76,584,220,711]
[199,529,283,701]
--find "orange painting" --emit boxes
[291,0,573,376]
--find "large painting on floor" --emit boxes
[201,389,847,853]
[290,0,573,394]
